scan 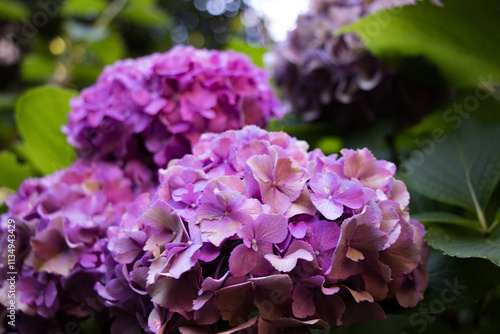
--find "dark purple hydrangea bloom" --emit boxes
[103,126,429,333]
[269,0,445,130]
[64,45,285,176]
[0,161,141,332]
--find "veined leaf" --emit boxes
[402,119,500,215]
[342,0,500,87]
[426,225,500,266]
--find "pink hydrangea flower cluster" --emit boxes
[103,126,429,333]
[64,45,284,174]
[0,161,141,333]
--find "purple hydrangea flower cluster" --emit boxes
[64,45,285,174]
[0,161,141,332]
[103,126,429,333]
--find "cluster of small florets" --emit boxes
[0,162,139,333]
[64,45,284,174]
[103,126,429,333]
[269,0,441,130]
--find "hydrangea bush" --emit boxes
[0,161,144,333]
[269,0,443,129]
[64,45,284,174]
[102,126,429,333]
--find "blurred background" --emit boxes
[0,0,307,157]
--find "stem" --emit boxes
[487,219,500,235]
[459,150,488,233]
[214,253,226,279]
[94,0,128,29]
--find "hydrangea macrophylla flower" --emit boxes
[196,176,263,247]
[269,0,446,131]
[0,161,139,331]
[304,219,341,273]
[228,213,288,277]
[309,171,364,220]
[99,126,429,333]
[64,45,285,177]
[247,149,309,214]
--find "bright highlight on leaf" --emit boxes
[343,0,500,87]
[15,86,77,175]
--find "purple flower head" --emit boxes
[95,126,428,332]
[0,160,139,326]
[64,46,285,178]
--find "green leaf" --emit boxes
[402,118,500,214]
[15,86,77,175]
[426,225,500,266]
[412,212,481,231]
[20,54,56,83]
[426,250,500,307]
[0,151,35,190]
[342,0,500,87]
[89,33,125,64]
[61,0,106,18]
[0,0,29,21]
[225,38,267,67]
[119,0,170,27]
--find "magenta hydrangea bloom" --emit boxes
[64,45,285,176]
[0,161,141,332]
[102,126,429,333]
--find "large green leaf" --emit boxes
[402,118,500,214]
[119,0,170,27]
[0,151,35,190]
[343,0,500,87]
[426,250,500,307]
[426,225,500,266]
[15,86,77,175]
